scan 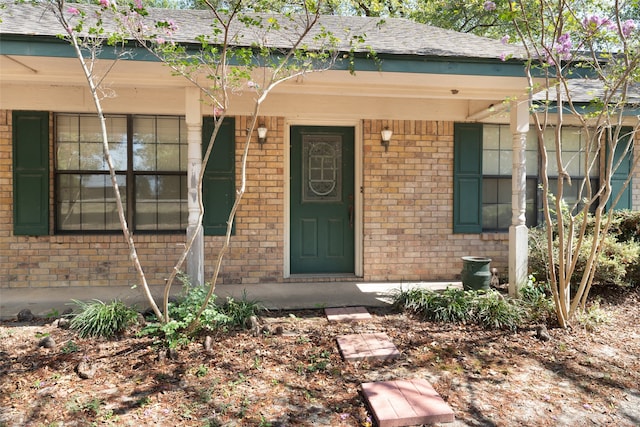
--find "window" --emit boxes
[454,123,613,234]
[482,125,538,231]
[544,127,599,214]
[55,114,188,232]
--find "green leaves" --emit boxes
[69,299,139,339]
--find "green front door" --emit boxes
[290,126,355,274]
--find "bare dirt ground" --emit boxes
[1,286,639,427]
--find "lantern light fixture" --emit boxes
[381,127,393,152]
[257,123,268,146]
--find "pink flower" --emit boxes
[484,1,496,11]
[500,52,507,62]
[622,19,636,38]
[501,35,510,45]
[582,15,611,34]
[99,0,110,7]
[67,6,79,15]
[134,0,143,9]
[155,37,166,45]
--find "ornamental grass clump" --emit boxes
[69,299,139,339]
[393,287,523,330]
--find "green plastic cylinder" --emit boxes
[461,256,492,291]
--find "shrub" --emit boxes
[142,284,264,348]
[471,291,522,330]
[519,277,556,323]
[393,287,521,330]
[69,299,138,339]
[393,287,472,324]
[529,210,640,288]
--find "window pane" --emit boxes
[499,125,511,149]
[79,142,105,170]
[157,144,180,171]
[497,178,511,203]
[157,117,180,144]
[180,144,188,172]
[499,150,512,175]
[483,151,499,174]
[80,116,102,142]
[57,142,80,170]
[562,127,582,151]
[135,175,186,230]
[56,115,78,142]
[497,203,511,228]
[57,174,82,230]
[483,178,498,204]
[134,116,155,143]
[526,150,538,175]
[563,151,581,176]
[482,204,498,230]
[483,125,500,149]
[56,174,125,231]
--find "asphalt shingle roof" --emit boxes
[0,1,518,61]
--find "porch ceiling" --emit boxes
[0,54,529,121]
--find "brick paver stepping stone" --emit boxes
[325,306,372,322]
[361,379,455,427]
[336,333,400,361]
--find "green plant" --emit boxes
[529,211,640,288]
[69,299,138,339]
[67,397,103,416]
[393,287,472,324]
[141,282,264,348]
[61,340,79,354]
[45,308,60,319]
[194,364,209,378]
[471,290,522,331]
[519,277,555,323]
[575,299,612,331]
[218,291,265,328]
[393,287,524,330]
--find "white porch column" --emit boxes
[509,100,530,297]
[185,87,204,285]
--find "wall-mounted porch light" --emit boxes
[381,127,393,152]
[257,123,268,146]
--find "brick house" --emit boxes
[1,3,637,297]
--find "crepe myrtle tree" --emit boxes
[491,0,640,327]
[40,0,364,326]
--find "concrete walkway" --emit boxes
[0,280,462,319]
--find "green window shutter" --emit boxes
[202,117,235,236]
[453,123,483,233]
[13,111,49,236]
[606,127,633,211]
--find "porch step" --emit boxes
[361,379,455,427]
[336,332,400,362]
[325,306,372,322]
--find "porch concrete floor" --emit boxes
[0,280,461,319]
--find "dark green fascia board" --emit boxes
[532,100,640,116]
[1,34,529,77]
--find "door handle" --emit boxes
[348,194,354,228]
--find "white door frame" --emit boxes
[284,118,363,278]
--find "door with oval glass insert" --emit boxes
[290,126,354,274]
